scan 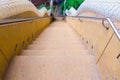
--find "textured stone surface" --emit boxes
[4,21,101,80]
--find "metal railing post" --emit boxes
[50,0,53,15]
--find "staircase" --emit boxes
[4,21,101,80]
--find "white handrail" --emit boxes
[0,16,51,24]
[107,18,120,40]
[68,16,120,41]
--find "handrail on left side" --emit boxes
[0,16,51,25]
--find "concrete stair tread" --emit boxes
[32,40,82,44]
[27,45,85,50]
[26,47,86,50]
[21,49,89,53]
[4,21,101,80]
[21,49,90,56]
[21,52,90,56]
[4,56,101,80]
[35,37,81,40]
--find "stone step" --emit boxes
[21,50,89,56]
[33,40,82,43]
[4,21,100,80]
[27,44,85,50]
[4,56,101,80]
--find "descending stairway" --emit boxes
[4,21,102,80]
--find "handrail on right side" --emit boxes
[68,16,120,41]
[106,18,120,41]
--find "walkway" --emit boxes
[4,21,101,80]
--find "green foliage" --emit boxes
[60,0,85,14]
[38,0,84,15]
[38,4,45,10]
[38,3,57,11]
[65,0,84,10]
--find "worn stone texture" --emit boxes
[4,21,101,80]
